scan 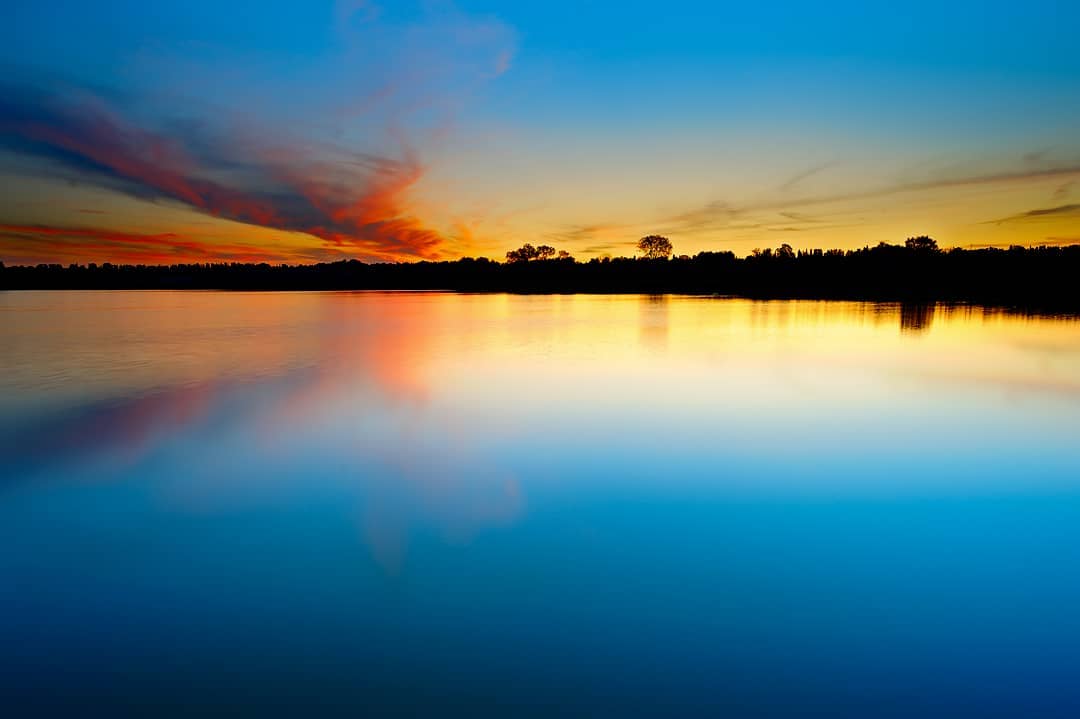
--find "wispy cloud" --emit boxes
[0,84,468,260]
[543,223,632,246]
[580,244,623,255]
[0,2,516,262]
[984,203,1080,225]
[778,210,824,224]
[0,223,296,264]
[657,163,1080,238]
[778,161,836,192]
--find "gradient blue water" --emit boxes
[3,291,1080,716]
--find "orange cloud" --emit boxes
[1,86,450,262]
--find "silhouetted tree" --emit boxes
[536,245,556,260]
[905,235,939,252]
[637,235,673,259]
[506,243,540,263]
[776,243,795,259]
[557,250,574,260]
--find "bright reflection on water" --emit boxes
[3,291,1080,716]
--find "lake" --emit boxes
[3,291,1080,716]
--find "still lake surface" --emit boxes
[3,291,1080,716]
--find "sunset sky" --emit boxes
[2,0,1079,265]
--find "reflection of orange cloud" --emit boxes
[5,292,526,572]
[231,292,524,571]
[260,293,434,428]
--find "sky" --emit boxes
[2,0,1079,265]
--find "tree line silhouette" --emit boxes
[2,236,1079,310]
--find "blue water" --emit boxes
[3,291,1080,716]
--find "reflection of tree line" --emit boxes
[634,294,1067,340]
[901,303,935,334]
[635,297,962,339]
[4,237,1079,310]
[639,294,670,351]
[896,301,1079,334]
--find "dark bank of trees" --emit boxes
[2,237,1079,311]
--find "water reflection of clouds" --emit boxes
[4,291,1080,554]
[3,292,466,475]
[1,292,525,570]
[259,292,435,428]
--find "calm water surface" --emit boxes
[3,291,1080,716]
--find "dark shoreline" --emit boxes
[3,243,1079,312]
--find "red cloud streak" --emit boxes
[2,90,451,262]
[0,224,298,265]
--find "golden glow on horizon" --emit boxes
[2,159,1078,265]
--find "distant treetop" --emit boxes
[905,235,939,252]
[506,243,561,263]
[637,235,673,260]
